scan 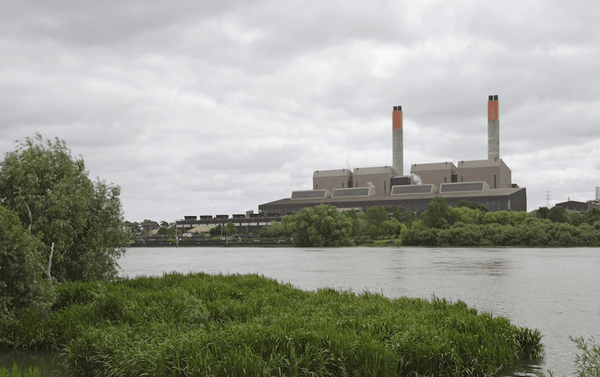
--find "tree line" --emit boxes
[261,198,600,247]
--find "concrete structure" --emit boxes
[488,95,500,160]
[597,187,600,200]
[555,200,600,212]
[313,169,352,191]
[260,186,526,216]
[176,214,278,234]
[392,106,403,175]
[259,95,526,216]
[456,159,511,189]
[352,166,395,194]
[410,162,457,187]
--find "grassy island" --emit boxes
[1,273,542,376]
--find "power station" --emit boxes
[259,95,527,216]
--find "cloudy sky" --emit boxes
[1,0,599,222]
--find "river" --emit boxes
[2,246,597,376]
[118,246,600,377]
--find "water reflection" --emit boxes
[0,350,62,376]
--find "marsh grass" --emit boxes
[0,363,40,377]
[0,273,543,376]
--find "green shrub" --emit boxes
[1,273,543,376]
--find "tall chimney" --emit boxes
[392,105,403,176]
[488,95,500,160]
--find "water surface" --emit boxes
[118,246,600,376]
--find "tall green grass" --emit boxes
[0,273,543,376]
[0,363,40,377]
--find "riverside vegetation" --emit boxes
[1,272,544,376]
[261,198,600,248]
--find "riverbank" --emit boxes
[129,239,291,247]
[1,272,542,376]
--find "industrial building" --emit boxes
[259,95,527,216]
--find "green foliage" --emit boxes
[225,222,237,235]
[209,223,237,237]
[364,206,388,227]
[548,206,568,223]
[385,205,418,227]
[571,336,600,377]
[364,206,401,239]
[282,204,354,247]
[419,197,457,229]
[584,208,600,225]
[404,200,600,247]
[535,207,550,219]
[0,205,53,319]
[0,363,41,377]
[0,273,543,376]
[457,199,490,213]
[259,221,286,239]
[0,134,129,282]
[156,227,181,236]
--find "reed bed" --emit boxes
[0,363,40,377]
[0,272,543,376]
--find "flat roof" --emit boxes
[260,187,525,207]
[313,169,352,178]
[353,166,394,175]
[457,159,507,168]
[411,162,457,171]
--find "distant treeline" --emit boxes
[260,198,600,247]
[403,198,600,247]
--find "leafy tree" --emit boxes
[385,205,417,227]
[535,207,550,219]
[364,206,388,227]
[548,206,568,223]
[419,197,456,229]
[0,134,129,282]
[380,218,401,238]
[157,227,182,236]
[0,204,53,318]
[259,221,286,239]
[225,222,237,235]
[583,208,600,225]
[456,200,490,213]
[342,209,365,240]
[209,223,237,238]
[282,204,354,247]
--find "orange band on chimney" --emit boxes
[393,111,403,129]
[488,101,498,121]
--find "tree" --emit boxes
[209,223,237,238]
[259,221,286,239]
[225,222,237,236]
[0,134,129,282]
[456,200,489,213]
[419,197,456,229]
[0,204,53,318]
[281,204,354,247]
[548,206,568,223]
[385,205,417,227]
[157,227,182,236]
[535,207,550,219]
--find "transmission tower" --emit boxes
[546,188,552,207]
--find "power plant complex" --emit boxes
[258,95,527,216]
